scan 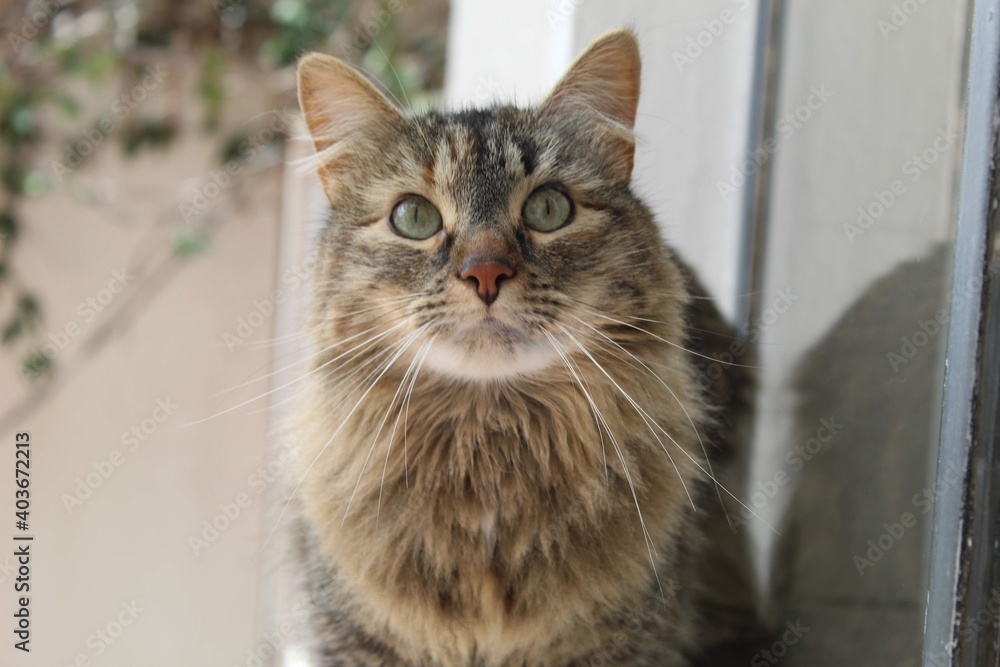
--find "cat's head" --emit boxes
[298,30,685,382]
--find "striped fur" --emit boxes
[291,29,754,666]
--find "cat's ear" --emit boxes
[297,53,404,199]
[541,29,641,180]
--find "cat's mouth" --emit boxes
[460,314,525,338]
[421,315,559,381]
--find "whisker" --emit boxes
[255,320,435,558]
[210,296,420,398]
[184,318,411,426]
[557,323,779,535]
[244,330,309,350]
[565,317,730,524]
[556,323,696,510]
[247,332,408,416]
[543,330,664,601]
[401,336,434,488]
[539,327,608,484]
[370,38,413,112]
[341,322,435,525]
[377,337,435,530]
[568,302,757,368]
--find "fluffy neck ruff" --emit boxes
[295,333,706,665]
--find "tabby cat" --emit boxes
[291,29,758,666]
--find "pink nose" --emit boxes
[459,258,515,306]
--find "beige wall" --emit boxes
[0,57,289,667]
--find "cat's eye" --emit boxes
[390,196,443,240]
[522,186,573,232]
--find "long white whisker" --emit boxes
[541,328,608,484]
[377,337,435,530]
[555,323,696,511]
[255,335,419,558]
[402,336,434,488]
[557,323,779,535]
[543,330,663,600]
[256,321,435,558]
[565,316,729,525]
[184,319,411,426]
[570,303,757,368]
[342,323,434,525]
[244,330,309,349]
[247,332,409,416]
[212,297,420,397]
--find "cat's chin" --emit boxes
[423,335,559,382]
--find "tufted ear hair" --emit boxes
[297,53,405,200]
[541,29,641,180]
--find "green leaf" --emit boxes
[0,211,16,243]
[2,318,22,344]
[20,352,52,382]
[221,134,250,164]
[54,93,81,119]
[172,229,211,257]
[23,170,48,197]
[2,164,27,195]
[271,0,307,26]
[82,51,119,81]
[9,105,38,138]
[198,48,227,131]
[18,294,40,318]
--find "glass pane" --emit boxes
[748,2,971,665]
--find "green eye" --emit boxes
[523,185,573,232]
[390,196,443,240]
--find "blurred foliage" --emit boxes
[0,0,447,384]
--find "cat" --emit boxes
[290,28,759,666]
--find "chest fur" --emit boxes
[297,366,702,664]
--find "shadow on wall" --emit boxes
[770,245,952,667]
